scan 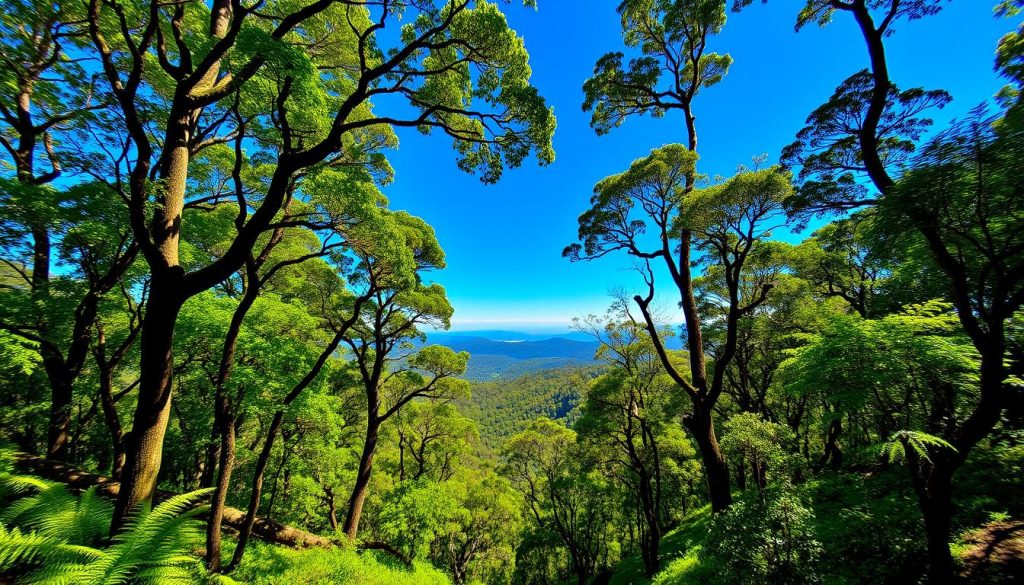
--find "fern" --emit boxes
[0,471,220,585]
[880,430,958,464]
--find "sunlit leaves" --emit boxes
[583,0,731,135]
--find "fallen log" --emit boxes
[357,540,413,566]
[13,454,333,549]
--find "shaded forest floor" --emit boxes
[608,457,1024,585]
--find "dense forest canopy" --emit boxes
[0,1,1021,584]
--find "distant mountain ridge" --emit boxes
[423,331,600,380]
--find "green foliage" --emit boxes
[378,479,461,561]
[781,70,951,214]
[702,483,822,585]
[233,541,451,585]
[0,471,222,584]
[880,430,957,465]
[463,367,596,449]
[583,0,731,135]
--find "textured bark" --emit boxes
[685,407,731,513]
[112,281,184,533]
[205,415,236,571]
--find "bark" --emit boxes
[686,406,732,513]
[43,351,73,460]
[849,3,896,194]
[111,280,184,533]
[94,324,125,478]
[229,410,284,570]
[13,453,331,548]
[816,417,843,473]
[907,452,956,585]
[205,413,236,571]
[205,257,263,570]
[343,419,379,540]
[639,472,661,577]
[325,486,338,531]
[358,540,412,566]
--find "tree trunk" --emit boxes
[343,419,379,540]
[686,406,731,513]
[910,459,956,585]
[640,473,661,577]
[205,411,236,571]
[229,410,284,570]
[325,486,338,531]
[816,417,843,472]
[43,354,73,460]
[111,280,183,533]
[95,325,125,478]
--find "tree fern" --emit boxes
[880,430,958,464]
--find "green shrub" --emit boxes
[233,540,451,585]
[702,483,822,585]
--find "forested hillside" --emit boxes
[0,1,1022,585]
[462,367,600,449]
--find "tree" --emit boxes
[0,1,140,460]
[734,0,951,213]
[873,115,1024,583]
[731,3,1020,578]
[394,400,479,483]
[566,146,791,512]
[789,216,891,318]
[339,212,470,540]
[583,0,731,153]
[574,309,685,577]
[502,418,614,585]
[77,0,554,531]
[431,472,523,585]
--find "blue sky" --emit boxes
[381,1,1013,332]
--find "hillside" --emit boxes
[461,366,602,449]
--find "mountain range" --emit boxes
[425,331,600,380]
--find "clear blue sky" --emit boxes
[382,1,1013,332]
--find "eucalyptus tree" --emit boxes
[872,116,1024,583]
[733,0,951,213]
[0,1,140,461]
[583,0,731,154]
[339,211,470,540]
[502,418,615,585]
[79,0,554,530]
[566,145,791,512]
[789,216,891,318]
[393,399,479,482]
[734,1,1024,579]
[199,165,389,570]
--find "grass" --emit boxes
[229,540,451,585]
[608,505,712,585]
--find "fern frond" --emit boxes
[0,525,105,570]
[0,473,53,498]
[880,430,958,464]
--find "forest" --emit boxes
[0,0,1022,584]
